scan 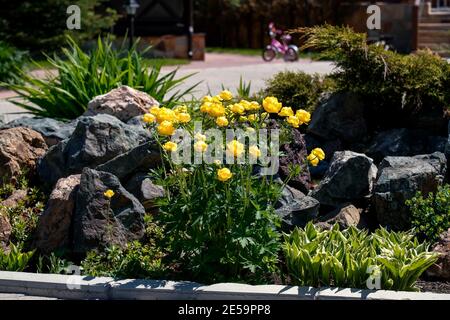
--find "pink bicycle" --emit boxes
[263,23,299,62]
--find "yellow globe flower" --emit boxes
[219,90,233,101]
[194,140,208,153]
[261,112,269,120]
[104,189,115,198]
[174,105,188,114]
[163,141,178,152]
[195,132,207,141]
[239,100,252,111]
[226,140,245,157]
[157,121,175,136]
[142,113,156,123]
[217,168,233,182]
[176,112,191,123]
[216,116,229,127]
[307,154,320,167]
[248,114,258,122]
[296,109,311,125]
[202,95,213,103]
[208,103,226,117]
[149,106,160,115]
[249,145,261,158]
[156,107,177,123]
[263,96,282,113]
[278,107,294,117]
[287,115,300,128]
[311,148,326,161]
[200,102,212,114]
[249,101,261,110]
[230,103,245,115]
[239,116,248,123]
[213,95,223,102]
[307,148,325,166]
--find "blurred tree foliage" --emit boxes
[0,0,119,54]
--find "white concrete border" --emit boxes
[1,271,449,300]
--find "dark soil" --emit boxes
[416,280,450,294]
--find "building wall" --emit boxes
[339,2,415,53]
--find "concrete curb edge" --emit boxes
[1,271,449,300]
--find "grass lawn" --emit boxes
[206,47,326,60]
[28,58,190,70]
[143,58,190,67]
[206,47,262,56]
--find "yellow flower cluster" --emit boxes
[307,148,326,167]
[200,91,261,126]
[143,104,192,136]
[148,90,321,186]
[280,109,311,129]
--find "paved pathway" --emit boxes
[0,53,334,122]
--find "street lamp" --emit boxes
[125,0,140,50]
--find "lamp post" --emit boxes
[125,0,140,50]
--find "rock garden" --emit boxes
[0,25,450,295]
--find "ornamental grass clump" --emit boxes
[284,223,439,291]
[3,36,197,120]
[144,90,325,284]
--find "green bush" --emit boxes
[262,71,335,112]
[4,36,197,120]
[0,0,119,53]
[284,223,438,291]
[406,184,450,243]
[81,241,166,279]
[294,25,450,119]
[0,41,27,85]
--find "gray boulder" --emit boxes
[84,86,159,122]
[38,114,152,187]
[127,115,146,126]
[95,141,160,181]
[310,151,377,208]
[308,92,368,144]
[373,152,447,231]
[72,168,146,255]
[124,173,164,212]
[0,117,76,146]
[276,185,320,232]
[366,128,447,163]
